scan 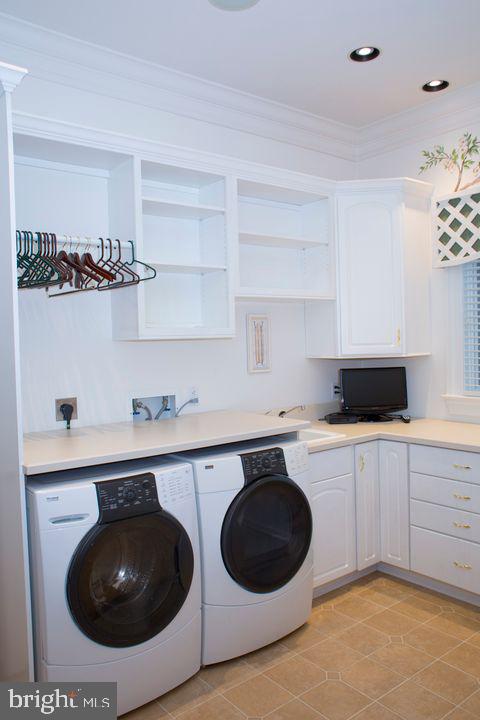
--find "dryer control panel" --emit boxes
[95,472,160,524]
[240,447,287,485]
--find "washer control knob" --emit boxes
[142,479,151,489]
[124,488,137,501]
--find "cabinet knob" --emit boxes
[453,494,471,500]
[453,522,471,529]
[453,561,472,570]
[453,464,471,470]
[396,329,401,346]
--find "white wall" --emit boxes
[358,122,480,420]
[12,57,353,433]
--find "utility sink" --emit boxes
[297,428,346,442]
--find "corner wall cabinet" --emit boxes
[305,179,433,358]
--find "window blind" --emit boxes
[463,260,480,392]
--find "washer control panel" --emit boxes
[95,472,160,524]
[240,447,287,485]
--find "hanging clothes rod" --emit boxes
[21,233,133,250]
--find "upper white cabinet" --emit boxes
[355,442,380,570]
[379,441,410,570]
[306,179,433,358]
[236,179,334,301]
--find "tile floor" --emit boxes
[123,573,480,720]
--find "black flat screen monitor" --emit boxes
[340,367,407,415]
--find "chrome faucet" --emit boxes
[278,404,306,417]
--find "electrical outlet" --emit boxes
[332,384,341,400]
[55,397,78,422]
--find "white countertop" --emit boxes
[305,418,480,453]
[23,410,310,475]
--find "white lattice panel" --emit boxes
[435,190,480,267]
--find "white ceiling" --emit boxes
[0,0,479,127]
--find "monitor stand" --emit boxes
[357,414,395,423]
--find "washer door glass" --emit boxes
[221,475,312,593]
[67,512,194,647]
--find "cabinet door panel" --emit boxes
[312,474,356,587]
[337,194,403,356]
[355,442,380,570]
[379,441,409,569]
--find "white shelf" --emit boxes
[142,197,225,219]
[147,261,227,275]
[239,231,325,249]
[238,179,327,205]
[237,288,329,301]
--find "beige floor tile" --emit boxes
[336,623,390,656]
[370,643,433,677]
[281,622,325,652]
[264,698,326,719]
[310,609,357,636]
[334,596,383,621]
[380,679,454,720]
[444,709,477,720]
[341,657,404,699]
[301,637,364,673]
[414,660,479,705]
[352,703,403,720]
[442,642,480,679]
[223,674,293,717]
[313,587,355,608]
[356,587,406,608]
[243,640,294,671]
[391,596,443,623]
[363,610,420,636]
[159,677,216,717]
[265,655,326,695]
[461,688,480,714]
[301,680,370,720]
[120,700,168,719]
[424,611,480,641]
[468,632,480,648]
[174,695,244,720]
[197,657,255,691]
[404,625,461,657]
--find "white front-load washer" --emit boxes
[175,438,313,665]
[27,457,201,716]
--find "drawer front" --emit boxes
[411,499,480,544]
[410,444,480,484]
[410,472,480,514]
[309,446,353,483]
[411,526,480,595]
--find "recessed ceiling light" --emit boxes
[422,79,449,92]
[208,0,260,10]
[349,46,380,62]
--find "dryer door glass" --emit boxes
[67,512,194,647]
[221,475,312,593]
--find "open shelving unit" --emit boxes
[129,160,233,339]
[236,179,333,300]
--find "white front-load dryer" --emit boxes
[27,457,201,716]
[175,438,313,665]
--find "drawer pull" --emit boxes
[453,561,472,570]
[453,494,472,500]
[453,463,472,470]
[453,522,472,529]
[359,454,365,473]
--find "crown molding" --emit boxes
[0,59,27,93]
[2,13,480,165]
[0,13,356,162]
[357,81,480,161]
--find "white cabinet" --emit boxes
[305,179,432,358]
[310,450,356,587]
[355,442,380,570]
[379,441,410,569]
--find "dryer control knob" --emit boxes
[124,488,137,501]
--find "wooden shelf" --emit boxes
[142,197,225,219]
[147,261,227,275]
[239,231,325,249]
